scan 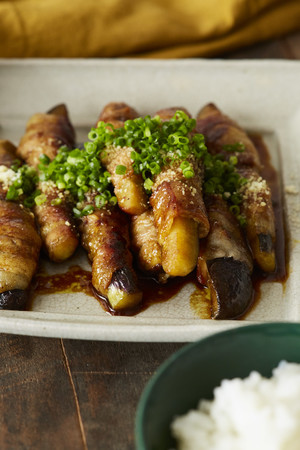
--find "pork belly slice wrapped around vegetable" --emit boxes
[0,140,41,309]
[197,194,253,319]
[97,102,148,215]
[77,103,145,309]
[97,102,139,128]
[17,104,79,262]
[17,104,75,168]
[196,103,276,273]
[150,108,209,277]
[79,200,142,311]
[237,167,276,273]
[97,102,166,279]
[195,103,261,170]
[34,181,79,262]
[131,210,168,283]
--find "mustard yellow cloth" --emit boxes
[0,0,299,58]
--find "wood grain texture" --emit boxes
[62,340,184,450]
[0,335,183,449]
[0,335,84,450]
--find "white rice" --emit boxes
[171,361,300,450]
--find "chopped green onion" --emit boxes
[35,193,47,206]
[39,154,51,165]
[57,181,66,190]
[51,198,62,206]
[81,204,94,216]
[223,142,245,153]
[6,185,16,200]
[144,178,153,192]
[110,196,118,206]
[5,164,38,203]
[115,165,127,175]
[73,207,82,218]
[95,195,106,209]
[12,110,247,222]
[229,156,238,166]
[182,168,194,178]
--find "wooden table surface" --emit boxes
[1,30,299,450]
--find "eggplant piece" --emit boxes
[197,194,253,319]
[97,102,148,215]
[17,104,79,262]
[196,103,276,273]
[206,258,253,320]
[150,107,209,277]
[0,290,28,310]
[0,140,41,309]
[79,201,142,311]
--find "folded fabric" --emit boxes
[0,0,299,58]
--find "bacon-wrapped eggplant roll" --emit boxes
[34,181,79,262]
[79,198,142,311]
[0,140,41,309]
[238,167,276,273]
[97,102,148,215]
[195,103,261,170]
[17,104,79,262]
[150,108,209,277]
[196,103,276,273]
[18,104,75,167]
[197,194,253,319]
[97,102,166,279]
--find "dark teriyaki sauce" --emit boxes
[26,265,94,311]
[28,134,288,320]
[92,273,194,316]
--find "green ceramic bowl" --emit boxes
[135,322,300,450]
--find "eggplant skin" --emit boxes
[0,289,28,310]
[259,233,273,253]
[110,267,140,295]
[207,257,253,320]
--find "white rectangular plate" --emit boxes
[0,58,299,342]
